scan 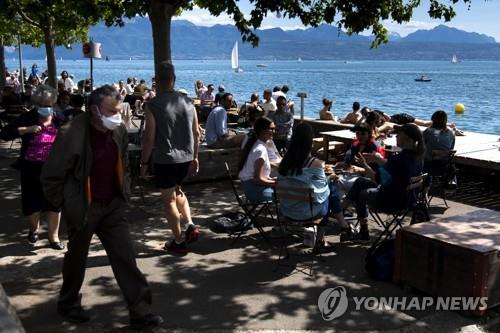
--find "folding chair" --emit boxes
[224,162,275,245]
[426,150,457,208]
[274,182,324,276]
[368,173,429,252]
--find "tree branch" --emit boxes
[11,2,43,29]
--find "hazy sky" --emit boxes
[177,1,500,41]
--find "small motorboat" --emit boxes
[415,75,431,82]
[256,64,268,68]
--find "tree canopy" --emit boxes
[0,0,99,87]
[0,0,476,84]
[93,0,474,76]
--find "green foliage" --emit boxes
[0,3,43,46]
[1,0,98,46]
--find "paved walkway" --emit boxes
[0,141,494,332]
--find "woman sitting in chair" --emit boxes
[422,110,455,173]
[238,117,277,203]
[345,123,424,241]
[334,122,385,198]
[278,123,352,248]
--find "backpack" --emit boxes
[211,212,252,233]
[365,239,395,281]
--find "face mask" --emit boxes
[96,106,122,130]
[38,107,53,117]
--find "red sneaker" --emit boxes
[185,224,200,244]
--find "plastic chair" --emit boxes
[368,173,429,252]
[273,181,324,276]
[224,162,275,245]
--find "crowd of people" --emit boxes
[320,99,465,137]
[0,61,461,328]
[237,98,457,242]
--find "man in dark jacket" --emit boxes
[41,85,163,329]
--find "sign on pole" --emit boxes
[82,41,103,91]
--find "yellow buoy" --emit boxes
[454,103,465,113]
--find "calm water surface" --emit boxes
[7,59,500,135]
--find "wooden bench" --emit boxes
[185,145,240,183]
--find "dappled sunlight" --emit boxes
[0,140,489,332]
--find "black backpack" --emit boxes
[211,212,252,233]
[365,239,395,281]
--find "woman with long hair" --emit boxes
[278,123,351,248]
[0,85,64,249]
[238,117,277,202]
[345,123,425,241]
[423,110,455,164]
[194,80,207,98]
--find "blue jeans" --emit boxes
[345,177,379,219]
[318,182,343,225]
[241,180,273,203]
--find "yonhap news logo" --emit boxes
[318,286,488,321]
[317,286,349,320]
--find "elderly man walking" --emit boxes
[141,62,201,254]
[41,85,163,329]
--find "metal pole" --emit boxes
[297,92,307,122]
[17,34,24,93]
[90,57,93,92]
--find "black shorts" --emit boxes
[154,162,191,189]
[390,113,415,125]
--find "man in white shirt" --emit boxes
[259,89,276,116]
[125,78,134,94]
[58,70,75,93]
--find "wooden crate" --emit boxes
[394,208,500,315]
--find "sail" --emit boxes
[231,41,239,72]
[452,54,458,63]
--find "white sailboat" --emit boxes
[451,54,458,64]
[298,57,302,62]
[231,41,242,73]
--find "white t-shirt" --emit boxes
[265,140,282,163]
[239,140,271,182]
[259,99,277,116]
[241,136,281,164]
[272,91,286,101]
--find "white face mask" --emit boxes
[96,106,122,130]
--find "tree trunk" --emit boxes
[43,20,57,88]
[0,37,6,90]
[149,0,177,78]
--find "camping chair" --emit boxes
[273,182,324,276]
[224,162,275,245]
[368,173,429,252]
[426,150,457,208]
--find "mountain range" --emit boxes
[9,17,500,60]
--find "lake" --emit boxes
[5,59,500,135]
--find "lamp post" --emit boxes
[297,92,307,122]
